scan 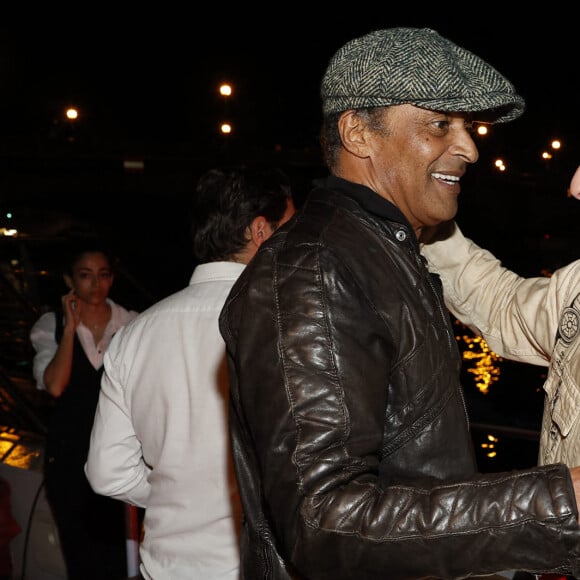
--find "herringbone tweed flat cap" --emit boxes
[321,27,525,124]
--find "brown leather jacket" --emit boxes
[219,175,580,579]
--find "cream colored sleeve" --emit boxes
[421,222,578,366]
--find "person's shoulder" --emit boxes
[559,258,580,275]
[31,310,57,332]
[37,309,57,322]
[551,259,580,302]
[108,287,198,352]
[108,299,138,319]
[120,285,196,325]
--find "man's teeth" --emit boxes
[432,173,459,184]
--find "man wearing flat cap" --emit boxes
[219,28,580,579]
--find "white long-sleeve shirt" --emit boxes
[30,298,137,388]
[85,262,245,580]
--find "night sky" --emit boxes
[0,12,578,303]
[0,13,577,157]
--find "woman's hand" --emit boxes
[62,290,81,330]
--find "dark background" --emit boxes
[1,12,578,301]
[0,11,577,290]
[0,12,577,152]
[0,10,577,470]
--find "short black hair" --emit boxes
[191,165,293,263]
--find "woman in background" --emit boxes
[30,235,138,580]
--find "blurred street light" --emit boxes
[218,83,234,137]
[494,158,506,172]
[541,138,562,163]
[219,83,233,97]
[66,107,79,121]
[49,105,80,144]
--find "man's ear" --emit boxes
[338,110,370,159]
[63,274,73,290]
[248,216,269,247]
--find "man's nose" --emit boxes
[450,131,479,164]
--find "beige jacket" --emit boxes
[421,222,580,466]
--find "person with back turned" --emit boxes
[85,165,295,580]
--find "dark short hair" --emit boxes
[190,165,293,263]
[61,234,117,276]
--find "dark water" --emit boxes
[457,321,545,472]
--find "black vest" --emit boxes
[45,311,104,465]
